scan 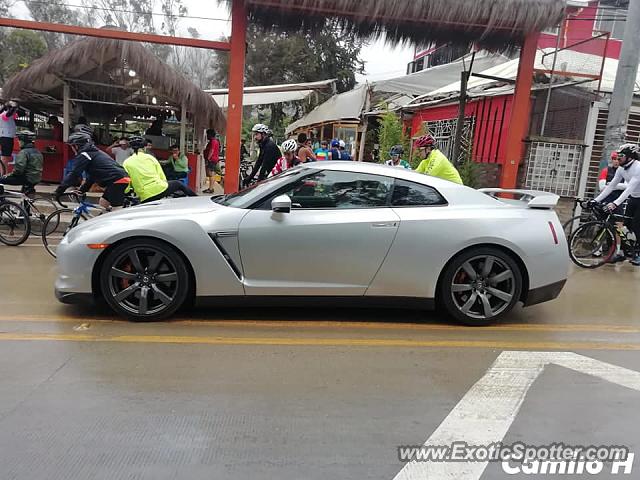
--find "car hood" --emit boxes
[105,196,221,220]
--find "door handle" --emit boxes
[371,222,397,228]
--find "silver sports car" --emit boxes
[55,162,568,325]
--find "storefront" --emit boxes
[2,35,225,189]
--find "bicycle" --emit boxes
[41,192,106,258]
[568,200,636,269]
[0,186,58,236]
[0,185,30,246]
[562,197,600,238]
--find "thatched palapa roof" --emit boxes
[3,36,226,133]
[229,0,567,51]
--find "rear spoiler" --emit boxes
[478,188,560,209]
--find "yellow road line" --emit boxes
[0,331,639,351]
[0,314,638,334]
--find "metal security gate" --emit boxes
[525,141,585,197]
[422,117,475,163]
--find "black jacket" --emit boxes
[60,145,127,192]
[249,137,280,182]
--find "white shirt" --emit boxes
[596,160,640,205]
[111,146,134,165]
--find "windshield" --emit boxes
[213,167,306,209]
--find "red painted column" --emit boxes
[225,0,247,193]
[500,32,539,189]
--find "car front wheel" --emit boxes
[99,239,190,321]
[439,247,522,326]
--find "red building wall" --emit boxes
[538,3,622,59]
[410,94,515,165]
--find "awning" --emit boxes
[285,84,369,135]
[206,79,336,108]
[372,53,509,97]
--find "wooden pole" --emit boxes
[180,102,187,155]
[224,0,247,193]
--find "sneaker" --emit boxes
[608,254,626,264]
[631,255,640,266]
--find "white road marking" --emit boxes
[393,351,640,480]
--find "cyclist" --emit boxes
[55,132,130,209]
[594,143,640,266]
[269,139,301,177]
[338,140,352,161]
[599,151,626,262]
[0,130,43,195]
[243,123,280,187]
[385,145,411,169]
[123,136,196,204]
[414,134,463,184]
[329,139,341,160]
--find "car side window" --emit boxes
[261,170,394,210]
[391,179,447,207]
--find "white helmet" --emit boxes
[281,139,297,153]
[339,140,346,148]
[252,123,270,134]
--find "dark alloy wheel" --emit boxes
[99,239,190,321]
[440,247,523,326]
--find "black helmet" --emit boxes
[616,143,640,160]
[16,130,36,142]
[390,145,404,156]
[128,135,146,150]
[66,131,92,146]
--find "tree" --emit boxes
[0,29,47,83]
[23,1,81,49]
[212,21,364,136]
[378,110,404,164]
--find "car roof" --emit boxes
[301,161,498,206]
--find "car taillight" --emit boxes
[548,221,559,245]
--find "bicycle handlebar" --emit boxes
[56,192,85,208]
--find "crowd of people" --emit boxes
[243,121,463,186]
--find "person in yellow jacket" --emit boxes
[123,136,197,203]
[414,134,463,185]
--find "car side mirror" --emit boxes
[272,195,292,213]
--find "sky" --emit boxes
[13,0,416,84]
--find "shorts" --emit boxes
[0,137,14,156]
[102,182,128,207]
[206,161,222,175]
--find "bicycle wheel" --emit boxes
[42,208,87,258]
[568,221,616,269]
[0,201,30,246]
[27,196,58,236]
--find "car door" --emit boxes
[367,178,452,299]
[238,169,400,296]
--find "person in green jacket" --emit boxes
[123,136,196,203]
[414,134,463,185]
[0,130,43,195]
[159,144,189,181]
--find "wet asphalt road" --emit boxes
[1,242,640,480]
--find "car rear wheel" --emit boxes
[99,239,190,321]
[439,247,522,326]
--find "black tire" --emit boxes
[568,221,616,269]
[41,208,86,258]
[99,239,190,321]
[439,247,523,326]
[0,201,30,246]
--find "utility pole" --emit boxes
[600,0,640,170]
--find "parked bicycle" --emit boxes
[0,185,30,246]
[0,186,58,236]
[568,199,636,268]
